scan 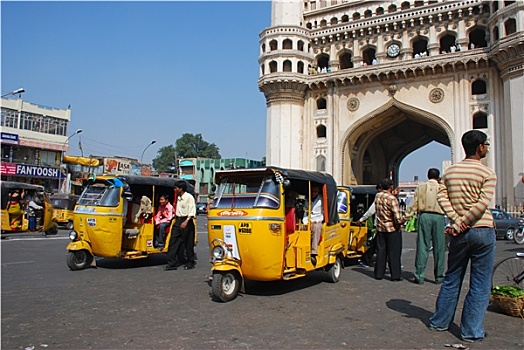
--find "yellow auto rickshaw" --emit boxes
[51,193,80,230]
[207,167,350,302]
[0,181,58,235]
[337,185,377,259]
[66,175,196,271]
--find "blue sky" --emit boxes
[1,1,450,182]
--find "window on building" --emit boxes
[341,15,349,22]
[320,19,327,27]
[472,80,487,95]
[376,7,384,15]
[316,125,327,138]
[317,98,327,110]
[298,61,304,74]
[504,1,515,6]
[414,1,424,7]
[388,4,397,12]
[40,150,58,166]
[316,155,326,172]
[283,60,292,72]
[283,39,292,50]
[353,12,360,20]
[469,28,487,48]
[269,40,278,51]
[362,47,376,65]
[492,1,499,12]
[473,111,488,129]
[20,112,34,131]
[339,52,353,69]
[261,43,266,53]
[330,17,337,25]
[1,108,18,128]
[401,2,410,10]
[269,61,277,73]
[261,64,265,75]
[504,18,517,35]
[413,37,429,57]
[364,10,372,18]
[439,33,456,53]
[306,22,313,29]
[317,54,330,70]
[297,40,304,51]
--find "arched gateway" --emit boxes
[258,0,524,208]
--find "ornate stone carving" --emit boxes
[429,88,444,103]
[347,98,360,111]
[388,84,398,97]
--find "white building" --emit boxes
[1,96,72,190]
[258,0,524,208]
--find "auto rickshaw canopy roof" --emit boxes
[214,167,340,226]
[86,175,195,195]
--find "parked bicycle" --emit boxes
[492,252,524,289]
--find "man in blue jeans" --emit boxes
[429,130,497,343]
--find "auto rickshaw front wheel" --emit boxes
[211,271,241,302]
[326,256,342,283]
[67,250,93,271]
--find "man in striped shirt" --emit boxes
[374,178,403,281]
[428,130,497,343]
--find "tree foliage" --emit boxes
[175,133,220,159]
[152,145,177,173]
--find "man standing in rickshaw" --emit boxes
[165,181,197,271]
[303,185,323,266]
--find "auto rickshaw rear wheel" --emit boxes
[67,250,93,271]
[45,224,58,236]
[326,256,342,283]
[211,271,241,302]
[66,221,74,230]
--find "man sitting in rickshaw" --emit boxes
[7,190,24,229]
[153,194,174,250]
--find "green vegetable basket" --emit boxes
[492,286,524,318]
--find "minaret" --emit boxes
[258,0,311,168]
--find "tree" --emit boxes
[152,145,177,173]
[175,133,220,159]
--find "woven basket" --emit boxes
[492,294,524,318]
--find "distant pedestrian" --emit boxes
[428,130,497,343]
[403,168,446,284]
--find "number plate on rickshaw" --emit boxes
[238,222,252,234]
[87,218,96,226]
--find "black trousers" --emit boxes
[374,230,402,280]
[166,217,195,267]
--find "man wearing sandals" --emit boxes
[428,130,497,343]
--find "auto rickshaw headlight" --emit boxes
[69,231,78,241]
[212,246,225,260]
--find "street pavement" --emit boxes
[1,218,523,349]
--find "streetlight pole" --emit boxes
[59,128,83,193]
[140,140,156,164]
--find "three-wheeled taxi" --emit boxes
[337,185,377,259]
[207,167,350,302]
[1,181,58,235]
[51,193,80,230]
[66,175,195,270]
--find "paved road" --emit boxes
[1,218,523,349]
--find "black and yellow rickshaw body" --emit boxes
[207,167,349,302]
[51,193,80,229]
[66,175,196,270]
[0,181,57,235]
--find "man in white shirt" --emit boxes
[303,185,323,265]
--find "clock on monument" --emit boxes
[387,43,400,58]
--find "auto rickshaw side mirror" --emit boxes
[211,184,217,192]
[283,179,291,190]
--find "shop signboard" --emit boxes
[0,162,64,178]
[1,132,19,145]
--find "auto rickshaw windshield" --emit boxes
[77,183,121,207]
[211,174,280,209]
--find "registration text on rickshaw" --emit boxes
[87,218,96,226]
[218,210,248,217]
[238,222,252,234]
